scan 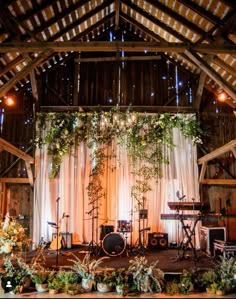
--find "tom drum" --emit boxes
[102,232,126,257]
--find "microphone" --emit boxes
[56,197,60,202]
[176,191,186,200]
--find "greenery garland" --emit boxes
[36,108,202,206]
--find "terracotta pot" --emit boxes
[49,289,59,295]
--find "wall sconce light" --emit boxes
[233,108,236,117]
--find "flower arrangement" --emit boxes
[0,214,31,255]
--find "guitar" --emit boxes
[49,214,66,250]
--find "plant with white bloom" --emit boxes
[0,214,31,256]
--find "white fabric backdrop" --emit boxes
[33,125,201,250]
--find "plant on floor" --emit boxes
[68,252,110,280]
[55,270,78,290]
[217,255,236,294]
[165,279,180,296]
[111,267,132,295]
[178,269,194,294]
[94,269,116,292]
[128,255,164,293]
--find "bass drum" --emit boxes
[102,232,126,257]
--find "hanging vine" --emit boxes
[35,108,202,207]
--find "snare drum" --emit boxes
[102,232,126,256]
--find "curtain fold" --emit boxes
[33,118,200,250]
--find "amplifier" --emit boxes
[52,232,72,249]
[200,226,226,256]
[148,232,168,249]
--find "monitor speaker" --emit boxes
[148,232,168,249]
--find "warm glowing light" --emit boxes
[217,91,227,102]
[4,96,15,107]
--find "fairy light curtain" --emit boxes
[33,112,201,249]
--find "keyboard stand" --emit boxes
[177,215,201,261]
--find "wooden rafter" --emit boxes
[0,49,53,97]
[115,0,120,31]
[0,138,34,186]
[184,49,236,104]
[198,139,236,185]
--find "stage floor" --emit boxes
[25,244,217,273]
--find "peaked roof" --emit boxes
[0,0,236,110]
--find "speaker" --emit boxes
[200,226,226,256]
[148,232,168,249]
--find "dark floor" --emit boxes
[25,243,217,274]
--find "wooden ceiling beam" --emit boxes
[74,55,161,62]
[198,139,236,164]
[115,0,120,31]
[122,0,189,43]
[0,50,53,98]
[213,56,236,78]
[177,0,219,24]
[0,41,236,54]
[0,138,34,163]
[145,0,206,37]
[47,0,113,42]
[184,49,236,105]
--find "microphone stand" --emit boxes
[55,197,60,270]
[65,215,70,248]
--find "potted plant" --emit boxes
[68,252,109,292]
[47,271,63,295]
[128,255,164,293]
[112,267,132,295]
[94,269,115,293]
[31,270,50,293]
[55,270,78,294]
[178,269,194,294]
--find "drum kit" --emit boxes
[100,220,132,257]
[85,197,149,257]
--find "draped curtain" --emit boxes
[33,118,200,249]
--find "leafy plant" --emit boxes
[56,270,78,289]
[178,269,194,294]
[68,252,110,280]
[128,256,164,293]
[31,270,49,284]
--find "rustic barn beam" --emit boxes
[75,55,161,62]
[198,139,236,164]
[0,138,34,163]
[0,50,53,98]
[122,0,189,43]
[145,0,206,36]
[39,105,197,113]
[177,0,220,24]
[200,179,236,185]
[48,0,113,42]
[0,41,236,54]
[185,50,236,104]
[213,56,236,78]
[0,178,31,184]
[115,0,120,31]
